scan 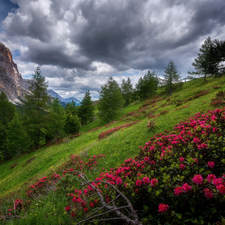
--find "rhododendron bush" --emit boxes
[65,108,225,224]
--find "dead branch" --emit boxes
[74,171,142,225]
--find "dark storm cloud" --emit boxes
[1,0,225,99]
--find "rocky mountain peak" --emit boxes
[0,42,29,103]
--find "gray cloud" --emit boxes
[1,0,225,100]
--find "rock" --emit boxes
[0,42,30,103]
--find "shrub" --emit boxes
[66,108,225,224]
[146,120,156,130]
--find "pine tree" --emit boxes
[49,98,66,142]
[98,76,124,123]
[0,91,16,161]
[163,61,182,96]
[121,78,133,106]
[135,71,158,100]
[188,37,213,82]
[64,112,81,135]
[6,112,28,157]
[21,67,51,148]
[78,90,94,125]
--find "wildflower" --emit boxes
[180,164,186,169]
[174,186,183,196]
[207,174,216,183]
[150,178,158,187]
[204,188,213,199]
[216,184,225,194]
[65,206,71,211]
[136,179,142,187]
[207,161,215,169]
[182,183,192,192]
[192,175,203,185]
[179,157,185,162]
[71,213,76,217]
[143,177,150,184]
[213,178,223,186]
[84,207,88,212]
[158,203,169,212]
[90,202,94,207]
[116,177,123,185]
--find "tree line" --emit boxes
[0,36,224,162]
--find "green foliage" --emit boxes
[6,112,29,157]
[78,90,94,125]
[64,112,81,135]
[188,36,213,82]
[98,76,124,122]
[163,61,183,96]
[0,91,16,161]
[65,100,78,116]
[49,98,66,142]
[135,71,158,100]
[21,67,51,148]
[121,77,133,106]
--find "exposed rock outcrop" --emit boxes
[0,42,29,103]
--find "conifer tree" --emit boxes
[49,98,66,142]
[6,112,28,157]
[121,78,133,106]
[163,61,182,96]
[78,90,94,125]
[98,76,123,123]
[0,91,16,161]
[188,37,213,82]
[22,67,51,148]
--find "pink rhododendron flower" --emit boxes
[180,164,186,169]
[216,184,225,194]
[90,202,94,207]
[65,206,71,211]
[207,161,215,168]
[158,203,169,212]
[182,183,192,192]
[179,157,185,162]
[174,186,183,196]
[204,188,213,199]
[136,179,142,187]
[213,178,223,186]
[116,177,123,185]
[150,178,158,186]
[207,174,216,183]
[143,177,150,184]
[192,175,203,185]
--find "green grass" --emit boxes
[1,75,225,224]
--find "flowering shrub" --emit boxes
[99,121,140,139]
[65,108,225,224]
[211,91,225,107]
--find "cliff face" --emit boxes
[0,42,29,103]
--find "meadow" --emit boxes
[1,76,225,224]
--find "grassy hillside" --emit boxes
[0,76,225,224]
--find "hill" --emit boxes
[0,76,225,224]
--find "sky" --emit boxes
[1,0,225,101]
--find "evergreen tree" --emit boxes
[21,67,51,148]
[0,91,16,161]
[163,61,183,96]
[98,76,124,123]
[49,98,66,142]
[188,37,213,82]
[64,112,81,135]
[135,71,158,100]
[6,112,28,157]
[65,100,78,116]
[121,78,133,106]
[78,90,94,125]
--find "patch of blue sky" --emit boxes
[0,0,19,30]
[12,49,21,59]
[23,75,32,79]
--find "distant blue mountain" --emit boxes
[48,90,80,106]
